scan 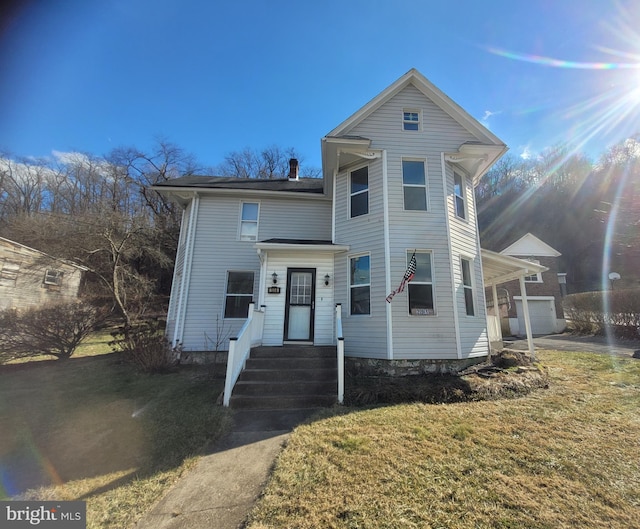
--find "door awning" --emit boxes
[255,239,350,253]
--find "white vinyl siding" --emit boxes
[176,194,331,351]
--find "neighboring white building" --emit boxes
[154,69,544,370]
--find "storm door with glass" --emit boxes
[284,268,315,342]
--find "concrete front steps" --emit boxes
[229,345,338,410]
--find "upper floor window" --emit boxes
[402,160,427,211]
[350,254,370,315]
[408,251,435,316]
[224,271,254,318]
[454,171,466,220]
[350,166,369,218]
[524,259,542,283]
[461,258,475,316]
[44,269,63,286]
[239,202,259,241]
[403,109,420,131]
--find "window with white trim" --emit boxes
[524,259,542,282]
[454,171,466,220]
[224,271,254,318]
[402,159,427,210]
[461,257,475,316]
[239,202,259,241]
[350,166,369,218]
[43,269,63,286]
[403,109,420,131]
[349,254,370,315]
[408,251,435,315]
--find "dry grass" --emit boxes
[0,349,232,528]
[247,351,640,529]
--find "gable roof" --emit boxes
[0,237,88,271]
[321,68,507,186]
[500,233,562,257]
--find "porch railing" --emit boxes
[336,303,344,405]
[223,303,265,407]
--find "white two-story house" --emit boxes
[154,69,544,385]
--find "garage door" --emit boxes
[515,298,556,335]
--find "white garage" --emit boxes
[513,296,557,336]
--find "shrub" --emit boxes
[110,320,177,373]
[564,289,640,338]
[0,301,105,362]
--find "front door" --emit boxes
[284,268,315,342]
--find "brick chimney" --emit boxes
[288,158,299,181]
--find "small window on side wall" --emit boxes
[44,269,63,286]
[224,271,254,318]
[403,109,420,131]
[524,259,542,282]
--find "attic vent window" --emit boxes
[403,110,420,131]
[44,269,63,286]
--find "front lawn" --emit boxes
[0,348,231,528]
[247,351,640,529]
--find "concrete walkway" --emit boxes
[505,333,640,357]
[135,409,319,529]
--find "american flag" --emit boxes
[386,252,417,303]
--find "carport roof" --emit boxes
[481,249,548,287]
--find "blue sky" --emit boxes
[1,0,639,172]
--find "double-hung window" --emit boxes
[350,254,370,315]
[454,172,466,220]
[402,159,427,211]
[524,259,542,282]
[403,109,420,131]
[461,258,475,316]
[350,166,369,218]
[408,251,435,315]
[240,202,259,241]
[224,271,254,318]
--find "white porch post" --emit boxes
[518,275,536,359]
[491,283,502,342]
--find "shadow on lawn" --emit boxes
[0,354,230,498]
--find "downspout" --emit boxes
[382,149,393,360]
[174,192,200,348]
[441,154,462,359]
